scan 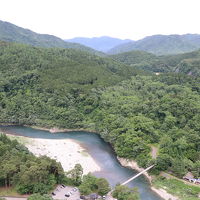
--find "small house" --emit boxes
[183,172,194,181]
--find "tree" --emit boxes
[171,158,187,178]
[79,173,98,195]
[155,154,172,171]
[115,132,150,159]
[78,173,111,196]
[112,185,139,200]
[79,183,92,195]
[97,178,110,196]
[66,164,83,185]
[192,161,200,177]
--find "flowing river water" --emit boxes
[0,125,162,200]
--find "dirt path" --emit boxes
[1,197,27,200]
[151,146,158,159]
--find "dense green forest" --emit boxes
[0,41,143,93]
[91,75,200,177]
[0,41,200,181]
[110,49,200,75]
[160,50,200,76]
[0,134,64,194]
[110,50,170,72]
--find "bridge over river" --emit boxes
[106,165,155,200]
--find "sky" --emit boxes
[1,0,200,40]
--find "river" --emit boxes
[0,125,162,200]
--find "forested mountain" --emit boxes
[110,51,156,65]
[160,50,200,76]
[0,35,200,188]
[108,34,200,55]
[66,36,132,52]
[110,50,170,72]
[110,49,200,74]
[160,50,200,68]
[0,41,142,94]
[174,58,200,76]
[0,20,104,56]
[92,75,200,177]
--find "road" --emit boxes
[0,197,27,200]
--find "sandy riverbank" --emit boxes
[7,134,100,174]
[0,123,96,134]
[27,125,96,134]
[117,157,179,200]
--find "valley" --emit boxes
[0,19,200,200]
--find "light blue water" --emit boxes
[0,125,162,200]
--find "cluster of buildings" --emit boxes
[183,172,200,184]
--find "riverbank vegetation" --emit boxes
[0,134,64,194]
[0,41,200,183]
[112,185,140,200]
[153,177,200,200]
[0,134,115,197]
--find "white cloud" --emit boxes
[0,0,200,40]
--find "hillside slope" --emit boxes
[0,41,143,92]
[110,48,200,74]
[0,41,144,127]
[108,34,200,55]
[160,50,200,76]
[174,58,200,76]
[0,20,103,55]
[110,50,170,72]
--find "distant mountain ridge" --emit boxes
[66,36,132,52]
[108,34,200,55]
[0,20,104,56]
[1,19,200,57]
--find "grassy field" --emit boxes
[153,177,200,200]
